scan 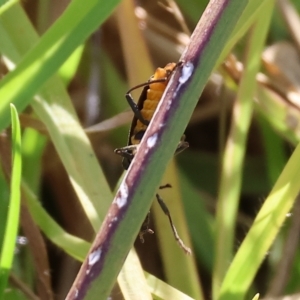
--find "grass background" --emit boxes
[1,0,300,299]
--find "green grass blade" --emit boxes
[0,0,120,131]
[145,273,195,300]
[218,0,275,65]
[257,115,287,185]
[58,44,85,86]
[22,182,90,261]
[252,294,260,300]
[0,0,8,7]
[219,129,300,299]
[21,128,46,193]
[117,249,152,300]
[255,83,300,145]
[0,104,22,297]
[0,168,9,248]
[213,1,274,297]
[0,2,113,230]
[217,4,294,298]
[31,80,112,229]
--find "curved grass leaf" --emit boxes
[0,104,22,298]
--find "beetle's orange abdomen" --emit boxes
[131,63,176,145]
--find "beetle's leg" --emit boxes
[114,149,133,161]
[114,145,139,170]
[159,183,172,189]
[156,193,191,254]
[114,145,138,157]
[175,135,189,155]
[125,92,150,126]
[139,212,154,243]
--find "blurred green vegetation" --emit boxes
[2,0,300,299]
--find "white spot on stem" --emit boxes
[74,288,79,298]
[147,133,158,148]
[166,100,172,110]
[174,61,194,96]
[88,247,102,267]
[115,183,128,208]
[179,61,194,85]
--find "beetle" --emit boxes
[115,62,191,254]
